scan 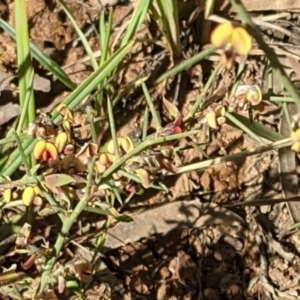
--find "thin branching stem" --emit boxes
[37,157,97,295]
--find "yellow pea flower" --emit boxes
[211,23,252,69]
[33,140,58,161]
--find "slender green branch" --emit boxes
[154,47,216,84]
[141,82,161,131]
[175,138,293,175]
[107,97,121,159]
[85,106,97,144]
[100,130,199,180]
[37,157,97,294]
[225,112,264,144]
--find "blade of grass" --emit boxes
[12,130,31,177]
[52,40,134,123]
[226,112,284,141]
[141,82,161,131]
[120,0,151,48]
[57,0,98,71]
[229,60,246,99]
[112,75,147,107]
[0,138,36,178]
[282,103,292,128]
[85,106,97,144]
[107,97,121,159]
[0,135,29,146]
[0,127,17,170]
[270,96,294,102]
[152,0,182,57]
[100,8,113,66]
[142,107,149,141]
[118,169,166,190]
[226,196,300,208]
[97,8,113,110]
[0,18,75,90]
[279,102,300,230]
[225,112,264,143]
[15,0,35,128]
[205,0,216,19]
[16,69,35,133]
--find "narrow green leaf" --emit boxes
[120,0,151,48]
[227,112,284,142]
[15,0,35,128]
[153,0,182,57]
[52,40,134,123]
[57,0,98,71]
[155,46,216,84]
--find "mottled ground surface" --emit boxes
[1,0,300,299]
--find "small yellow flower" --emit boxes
[211,23,252,69]
[206,106,226,129]
[55,132,69,153]
[245,85,262,106]
[106,137,134,155]
[22,186,42,206]
[56,104,74,122]
[3,189,12,203]
[120,136,134,153]
[291,130,300,143]
[95,153,113,174]
[33,140,58,161]
[56,104,74,134]
[292,141,300,153]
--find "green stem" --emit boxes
[141,82,161,131]
[36,157,96,295]
[107,97,121,159]
[175,138,292,175]
[100,130,198,181]
[85,106,97,144]
[269,96,294,102]
[0,138,36,178]
[154,46,216,84]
